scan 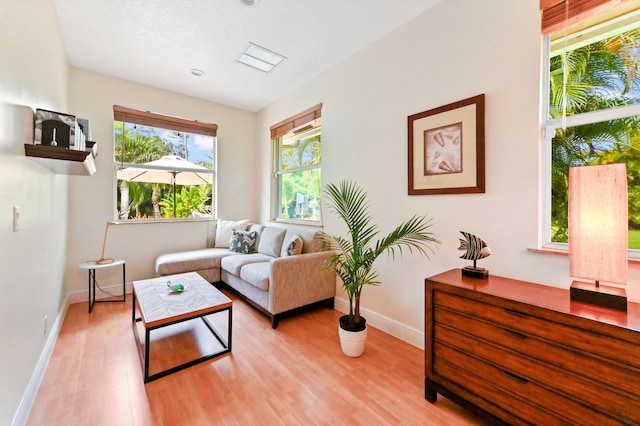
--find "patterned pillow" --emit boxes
[214,219,249,248]
[284,235,303,256]
[229,230,258,254]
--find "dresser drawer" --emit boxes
[433,356,567,425]
[434,306,640,397]
[433,343,618,426]
[425,270,640,424]
[434,323,640,424]
[434,290,640,370]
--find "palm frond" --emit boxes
[322,180,440,325]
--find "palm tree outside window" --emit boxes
[113,106,217,220]
[542,7,640,250]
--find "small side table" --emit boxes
[79,259,126,313]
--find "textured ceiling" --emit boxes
[54,0,443,112]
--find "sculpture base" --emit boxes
[462,266,489,279]
[570,281,627,311]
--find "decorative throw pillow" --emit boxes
[257,227,287,257]
[214,219,249,248]
[284,235,303,256]
[229,229,258,254]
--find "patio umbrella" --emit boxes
[117,155,213,217]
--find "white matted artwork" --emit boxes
[408,94,485,195]
[424,122,463,176]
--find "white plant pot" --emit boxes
[338,324,368,357]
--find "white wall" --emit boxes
[257,0,640,345]
[65,69,259,296]
[0,0,70,424]
[1,7,260,420]
[4,1,640,421]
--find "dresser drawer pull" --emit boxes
[504,329,528,339]
[504,308,527,317]
[503,371,528,384]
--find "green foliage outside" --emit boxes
[158,185,212,218]
[278,132,322,220]
[114,123,212,219]
[549,28,640,248]
[630,229,640,248]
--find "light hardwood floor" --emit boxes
[27,289,486,425]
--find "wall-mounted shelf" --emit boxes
[24,142,97,176]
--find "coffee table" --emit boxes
[131,272,232,383]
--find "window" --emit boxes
[270,104,322,223]
[542,1,640,250]
[113,106,217,220]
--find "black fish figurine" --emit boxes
[458,231,491,279]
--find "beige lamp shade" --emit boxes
[568,163,628,285]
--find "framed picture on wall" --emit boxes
[408,94,485,195]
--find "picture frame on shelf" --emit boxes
[408,94,485,195]
[34,108,76,149]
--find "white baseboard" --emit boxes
[12,295,70,426]
[13,282,131,426]
[333,297,425,349]
[67,282,132,305]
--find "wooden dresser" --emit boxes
[425,269,640,425]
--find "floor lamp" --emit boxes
[568,164,628,311]
[96,221,116,264]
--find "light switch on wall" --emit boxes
[13,206,19,232]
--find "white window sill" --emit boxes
[528,247,640,264]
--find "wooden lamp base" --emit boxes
[570,281,627,311]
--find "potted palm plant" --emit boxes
[322,180,440,357]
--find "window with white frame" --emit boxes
[541,1,640,250]
[270,104,322,223]
[113,106,217,220]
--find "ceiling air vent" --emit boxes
[238,43,286,73]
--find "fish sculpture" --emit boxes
[458,231,491,278]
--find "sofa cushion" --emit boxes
[257,226,287,257]
[281,234,303,256]
[229,229,257,254]
[221,253,273,276]
[214,219,249,248]
[239,262,270,291]
[283,228,323,253]
[155,248,233,276]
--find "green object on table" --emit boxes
[167,282,185,292]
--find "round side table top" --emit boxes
[79,259,126,270]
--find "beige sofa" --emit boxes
[155,220,336,328]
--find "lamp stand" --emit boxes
[570,280,627,311]
[96,221,115,264]
[568,164,629,313]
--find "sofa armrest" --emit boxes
[268,251,336,314]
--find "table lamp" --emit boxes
[96,221,116,264]
[568,164,628,311]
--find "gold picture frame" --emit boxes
[408,94,485,195]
